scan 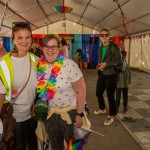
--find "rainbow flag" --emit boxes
[67,138,88,150]
[67,125,91,150]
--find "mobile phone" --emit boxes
[96,64,101,69]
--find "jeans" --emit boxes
[96,72,118,116]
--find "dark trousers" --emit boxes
[116,87,128,109]
[44,109,76,150]
[96,72,118,116]
[14,118,37,150]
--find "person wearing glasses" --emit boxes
[36,34,86,150]
[94,28,122,126]
[0,22,37,149]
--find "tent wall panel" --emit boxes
[82,35,90,62]
[141,36,150,72]
[33,20,100,35]
[124,38,130,63]
[129,38,142,69]
[71,34,82,59]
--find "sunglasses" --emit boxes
[100,34,109,37]
[12,22,30,28]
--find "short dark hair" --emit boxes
[40,34,60,47]
[100,28,110,34]
[61,39,67,46]
[77,49,81,53]
[12,22,32,53]
[12,22,32,40]
[33,38,38,44]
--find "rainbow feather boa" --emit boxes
[37,55,64,101]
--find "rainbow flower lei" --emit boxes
[37,55,64,101]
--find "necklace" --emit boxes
[45,59,55,64]
[37,55,64,101]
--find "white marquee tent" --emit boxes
[0,0,150,72]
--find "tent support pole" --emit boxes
[140,36,143,70]
[65,20,66,34]
[128,35,131,66]
[47,24,48,34]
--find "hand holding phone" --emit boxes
[96,64,101,69]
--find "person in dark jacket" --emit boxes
[94,28,122,126]
[116,50,131,113]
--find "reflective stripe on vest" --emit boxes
[0,54,36,102]
[0,60,11,101]
[30,55,36,64]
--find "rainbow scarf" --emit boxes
[37,55,64,101]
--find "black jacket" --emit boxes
[98,42,122,75]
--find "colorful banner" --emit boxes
[53,6,73,14]
[59,34,74,40]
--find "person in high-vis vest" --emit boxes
[0,22,38,150]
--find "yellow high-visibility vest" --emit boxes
[0,52,37,103]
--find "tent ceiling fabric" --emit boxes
[0,0,150,36]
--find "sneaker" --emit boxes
[94,109,106,115]
[104,116,114,126]
[122,108,128,113]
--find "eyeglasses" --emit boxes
[100,34,109,37]
[43,45,59,51]
[12,22,30,28]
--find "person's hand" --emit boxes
[75,116,83,128]
[96,62,107,70]
[96,64,101,70]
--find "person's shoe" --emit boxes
[104,116,114,126]
[94,109,106,115]
[122,108,128,113]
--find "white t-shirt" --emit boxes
[44,58,83,108]
[0,55,37,122]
